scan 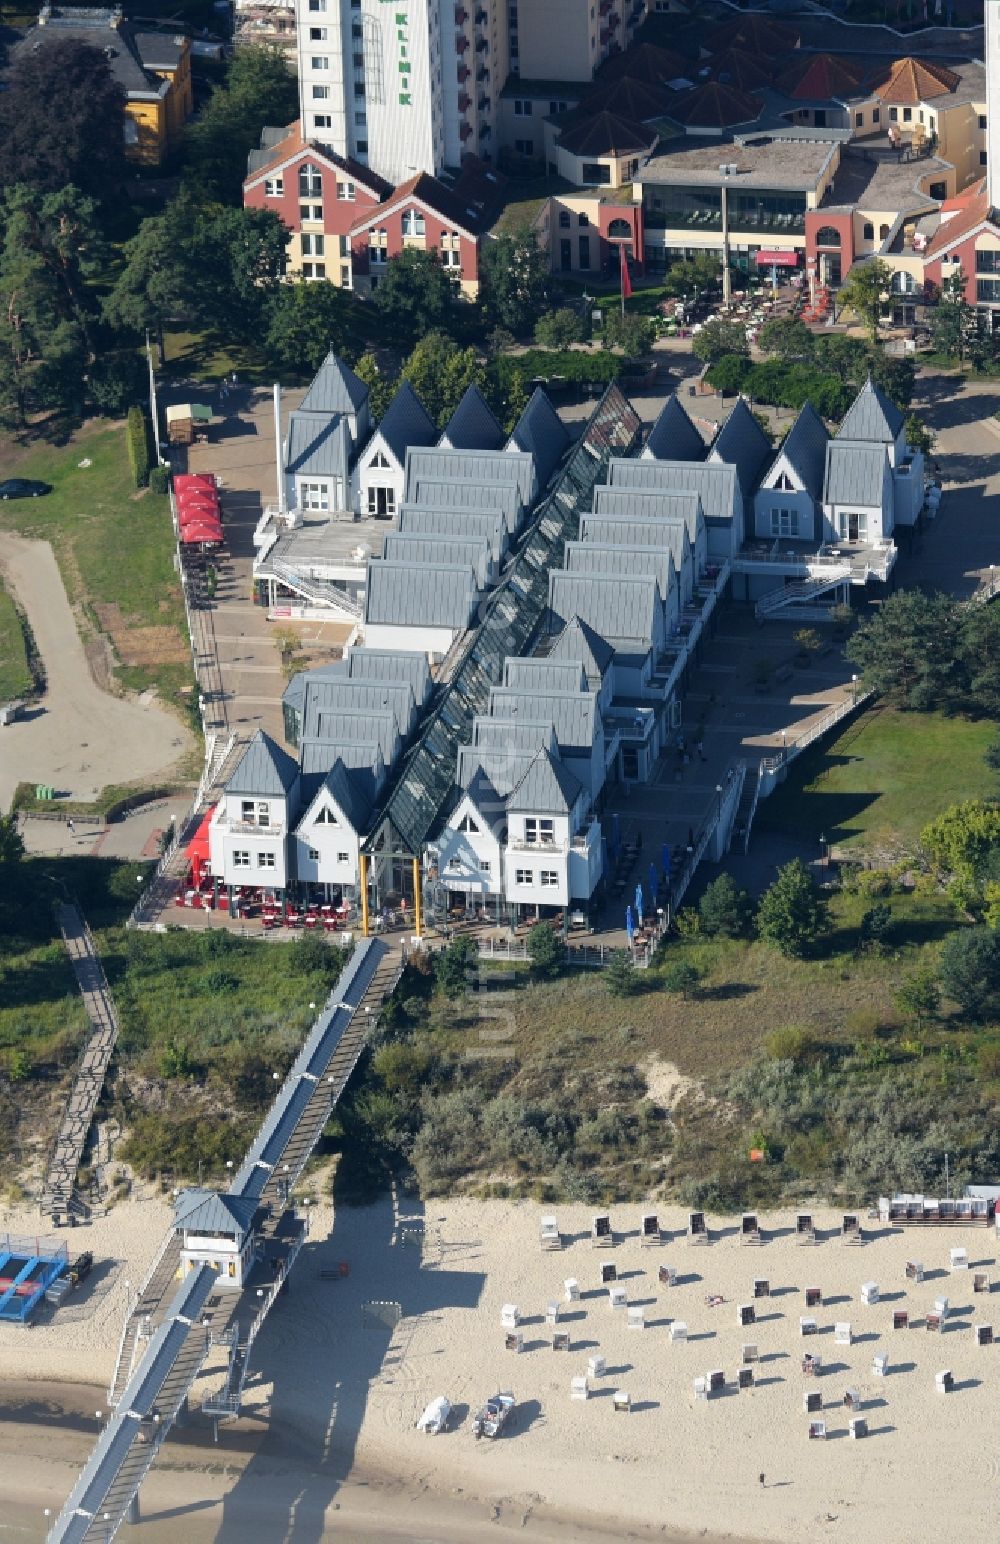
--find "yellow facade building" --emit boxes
[25,5,193,166]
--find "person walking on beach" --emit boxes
[66,818,75,837]
[759,1473,766,1489]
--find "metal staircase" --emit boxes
[42,907,123,1222]
[731,765,760,854]
[269,560,363,618]
[754,570,850,621]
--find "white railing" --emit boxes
[757,688,874,794]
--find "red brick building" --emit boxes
[243,125,495,297]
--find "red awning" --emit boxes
[175,474,217,493]
[186,805,215,886]
[180,523,223,545]
[755,249,800,267]
[178,501,220,525]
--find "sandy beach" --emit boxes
[2,1192,1000,1543]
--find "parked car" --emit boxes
[0,478,52,499]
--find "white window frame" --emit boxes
[514,868,534,886]
[257,852,276,869]
[301,481,330,511]
[233,850,251,868]
[770,508,800,538]
[264,176,284,198]
[308,847,320,861]
[540,870,559,888]
[337,180,356,201]
[367,485,396,516]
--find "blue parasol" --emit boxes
[635,883,644,927]
[625,904,634,944]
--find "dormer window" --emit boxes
[315,806,340,825]
[402,209,426,237]
[775,472,793,491]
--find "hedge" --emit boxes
[149,464,171,496]
[126,405,151,489]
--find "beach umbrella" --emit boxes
[626,905,634,944]
[635,883,644,927]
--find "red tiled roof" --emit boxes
[597,41,690,85]
[707,15,800,54]
[775,52,867,101]
[923,190,992,261]
[244,122,393,199]
[708,46,773,93]
[669,80,764,129]
[557,109,658,159]
[870,56,961,103]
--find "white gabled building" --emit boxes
[291,758,372,900]
[503,747,602,914]
[209,730,299,893]
[351,380,437,521]
[754,400,829,544]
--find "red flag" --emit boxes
[620,246,632,300]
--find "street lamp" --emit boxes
[851,672,859,705]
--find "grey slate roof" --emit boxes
[283,662,343,721]
[565,539,677,601]
[503,657,588,695]
[439,385,505,452]
[299,740,385,809]
[579,514,692,573]
[549,570,661,645]
[506,388,572,488]
[300,757,373,835]
[286,411,350,481]
[709,397,774,495]
[399,504,508,559]
[489,686,600,755]
[306,706,400,764]
[835,376,904,444]
[405,448,534,510]
[643,393,707,462]
[299,352,369,416]
[13,13,166,98]
[173,1188,257,1238]
[592,486,703,544]
[607,458,739,524]
[508,747,582,815]
[301,677,417,740]
[771,400,829,498]
[372,380,437,466]
[822,440,888,507]
[549,615,615,681]
[471,716,559,756]
[405,478,522,534]
[345,645,432,704]
[364,559,478,628]
[226,730,298,797]
[456,763,507,831]
[383,532,492,588]
[457,745,536,797]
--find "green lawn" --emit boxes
[0,421,193,711]
[0,579,32,701]
[758,705,997,850]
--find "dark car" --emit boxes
[0,479,52,499]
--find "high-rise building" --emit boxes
[987,0,1000,210]
[510,0,648,83]
[295,0,508,182]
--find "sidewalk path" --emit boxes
[0,533,192,812]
